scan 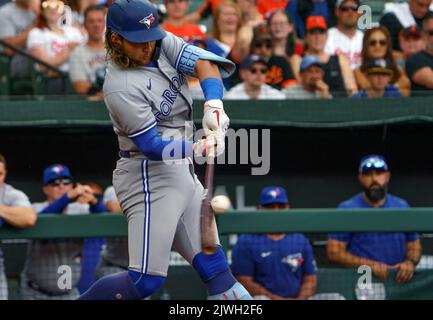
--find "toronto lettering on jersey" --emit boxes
[154,74,185,121]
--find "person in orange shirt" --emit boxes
[257,0,288,17]
[162,0,206,42]
[185,0,222,23]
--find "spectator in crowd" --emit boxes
[406,14,433,95]
[291,16,357,97]
[235,0,264,61]
[0,154,37,300]
[352,58,401,99]
[380,0,432,51]
[0,0,40,79]
[284,55,332,99]
[395,25,426,69]
[354,26,410,97]
[69,4,106,98]
[26,0,84,94]
[231,186,317,300]
[67,0,98,27]
[250,24,297,89]
[286,0,336,39]
[162,0,206,42]
[327,155,422,283]
[20,164,106,300]
[267,9,303,59]
[185,0,221,23]
[325,0,363,70]
[257,0,288,17]
[225,55,285,99]
[96,186,129,279]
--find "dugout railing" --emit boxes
[1,209,433,300]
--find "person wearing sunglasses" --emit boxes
[396,25,426,69]
[354,26,410,97]
[291,15,357,97]
[249,25,297,90]
[406,14,433,95]
[19,164,107,300]
[225,54,285,99]
[231,185,318,300]
[0,154,36,300]
[284,55,331,99]
[324,0,363,70]
[327,155,421,285]
[380,0,432,52]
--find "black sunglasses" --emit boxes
[254,41,272,49]
[339,5,358,12]
[250,67,268,74]
[49,178,73,186]
[369,39,387,47]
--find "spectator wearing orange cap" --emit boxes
[162,0,206,43]
[406,14,433,95]
[291,16,357,97]
[395,25,426,69]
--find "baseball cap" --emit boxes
[336,0,360,8]
[359,155,389,174]
[366,58,393,75]
[43,164,73,185]
[300,55,324,72]
[400,25,421,38]
[240,55,267,70]
[306,16,327,31]
[260,186,289,206]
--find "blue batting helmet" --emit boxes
[107,0,166,43]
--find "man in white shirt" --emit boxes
[69,4,107,96]
[0,0,40,78]
[324,0,363,69]
[225,55,285,100]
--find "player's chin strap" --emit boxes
[152,40,162,62]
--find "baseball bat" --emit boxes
[200,155,217,255]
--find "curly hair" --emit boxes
[105,29,141,69]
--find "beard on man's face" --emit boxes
[363,183,388,203]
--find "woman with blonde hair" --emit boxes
[355,26,410,97]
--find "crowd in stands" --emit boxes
[1,0,433,98]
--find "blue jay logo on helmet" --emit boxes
[139,13,155,29]
[268,188,281,199]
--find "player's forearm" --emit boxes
[0,205,36,228]
[412,68,433,89]
[195,60,221,83]
[406,240,422,264]
[235,276,281,300]
[295,275,317,300]
[328,249,378,269]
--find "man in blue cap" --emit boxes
[19,164,107,299]
[284,55,332,99]
[231,186,318,300]
[327,155,422,284]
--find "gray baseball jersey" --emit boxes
[0,183,32,300]
[20,202,90,299]
[104,32,220,276]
